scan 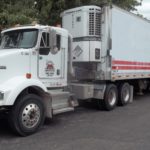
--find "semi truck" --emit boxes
[0,4,150,136]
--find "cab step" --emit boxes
[53,107,74,115]
[47,90,78,115]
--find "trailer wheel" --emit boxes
[118,83,130,106]
[9,94,45,136]
[103,84,118,111]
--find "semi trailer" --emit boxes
[62,4,150,107]
[0,4,150,136]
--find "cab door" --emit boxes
[38,31,65,79]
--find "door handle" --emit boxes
[39,56,43,60]
[57,69,60,75]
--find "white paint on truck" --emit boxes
[62,5,150,112]
[62,5,150,80]
[0,4,150,136]
[111,6,150,76]
[0,25,77,136]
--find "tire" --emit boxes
[118,83,131,106]
[9,94,45,136]
[103,84,118,111]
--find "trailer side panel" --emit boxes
[111,6,150,80]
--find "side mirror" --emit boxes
[50,29,56,50]
[50,29,61,54]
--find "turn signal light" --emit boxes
[26,73,32,79]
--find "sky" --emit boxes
[136,0,150,19]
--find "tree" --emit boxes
[48,0,142,25]
[0,0,142,29]
[60,0,141,10]
[0,0,38,28]
[112,0,142,11]
[35,0,53,24]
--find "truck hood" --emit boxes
[0,49,25,56]
[0,49,30,84]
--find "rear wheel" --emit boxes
[9,94,45,136]
[100,84,118,111]
[118,83,131,106]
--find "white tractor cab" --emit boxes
[0,25,77,136]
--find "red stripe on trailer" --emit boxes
[112,60,150,66]
[112,66,150,70]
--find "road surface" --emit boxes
[1,94,150,150]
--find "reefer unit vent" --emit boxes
[62,6,101,38]
[89,9,101,36]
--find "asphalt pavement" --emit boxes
[1,94,150,150]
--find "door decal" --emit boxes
[45,61,55,77]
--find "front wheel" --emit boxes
[9,94,45,136]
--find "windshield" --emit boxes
[0,29,38,49]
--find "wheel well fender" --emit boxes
[1,77,52,118]
[15,86,52,118]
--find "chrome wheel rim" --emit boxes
[22,103,41,129]
[123,88,130,102]
[108,90,116,106]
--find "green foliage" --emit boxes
[0,0,142,29]
[112,0,141,11]
[61,0,141,10]
[0,0,37,28]
[35,0,53,24]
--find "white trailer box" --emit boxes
[111,6,150,80]
[62,5,150,81]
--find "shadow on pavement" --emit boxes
[0,118,14,137]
